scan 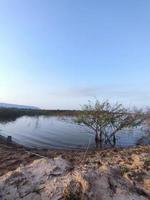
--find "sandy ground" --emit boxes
[0,138,150,200]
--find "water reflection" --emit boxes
[35,116,40,129]
[0,116,18,124]
[0,116,148,149]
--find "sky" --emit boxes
[0,0,150,109]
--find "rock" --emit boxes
[0,157,71,200]
[0,156,149,200]
[144,179,150,193]
[22,193,41,200]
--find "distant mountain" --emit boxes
[0,103,39,110]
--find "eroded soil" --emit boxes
[0,139,149,200]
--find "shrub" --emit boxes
[120,164,129,176]
[144,158,150,169]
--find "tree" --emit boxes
[143,110,150,136]
[76,100,144,147]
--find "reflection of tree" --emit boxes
[0,116,18,124]
[35,116,40,129]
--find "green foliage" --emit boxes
[144,158,150,169]
[120,164,129,176]
[75,100,144,144]
[64,192,81,200]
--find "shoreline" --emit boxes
[0,133,149,167]
[0,133,148,152]
[0,134,150,199]
[0,133,150,154]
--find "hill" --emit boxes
[0,103,39,110]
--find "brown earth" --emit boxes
[0,138,150,200]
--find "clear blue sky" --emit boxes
[0,0,150,109]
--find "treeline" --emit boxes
[0,108,79,119]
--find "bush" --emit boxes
[120,164,129,176]
[144,158,150,169]
[64,192,80,200]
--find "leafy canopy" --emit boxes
[76,100,144,141]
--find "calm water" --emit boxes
[0,116,145,149]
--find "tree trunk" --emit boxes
[99,132,103,148]
[113,135,116,146]
[95,131,103,148]
[95,131,99,142]
[99,132,102,142]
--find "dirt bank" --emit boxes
[0,138,149,200]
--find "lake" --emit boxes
[0,116,145,149]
